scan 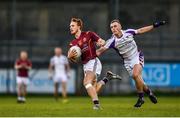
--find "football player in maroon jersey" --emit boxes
[68,18,121,110]
[14,51,32,103]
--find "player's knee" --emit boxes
[132,72,139,80]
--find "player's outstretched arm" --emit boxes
[136,20,166,34]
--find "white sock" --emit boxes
[17,97,21,100]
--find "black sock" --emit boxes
[93,100,99,105]
[138,92,144,100]
[144,88,152,96]
[102,77,109,84]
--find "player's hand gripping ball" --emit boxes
[68,46,81,63]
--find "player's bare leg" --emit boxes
[95,83,103,93]
[92,78,97,89]
[17,84,22,103]
[62,82,67,98]
[92,78,104,94]
[83,71,100,110]
[132,64,145,108]
[21,84,27,103]
[54,83,59,101]
[62,81,68,103]
[92,75,103,93]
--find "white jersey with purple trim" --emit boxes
[105,29,138,59]
[105,29,144,76]
[50,55,69,76]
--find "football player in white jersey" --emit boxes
[49,47,70,102]
[97,19,166,107]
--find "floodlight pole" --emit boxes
[12,0,16,41]
[6,0,17,94]
[12,0,17,94]
[109,0,119,35]
[109,0,119,19]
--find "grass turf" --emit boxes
[0,95,179,117]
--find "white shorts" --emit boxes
[53,74,68,83]
[16,76,30,85]
[83,57,102,76]
[124,51,144,76]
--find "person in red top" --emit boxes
[68,18,121,110]
[14,51,32,103]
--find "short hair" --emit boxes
[110,19,121,24]
[71,17,83,30]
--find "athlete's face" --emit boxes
[70,21,80,35]
[55,48,62,56]
[20,51,28,60]
[110,22,122,35]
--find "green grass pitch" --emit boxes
[0,95,179,117]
